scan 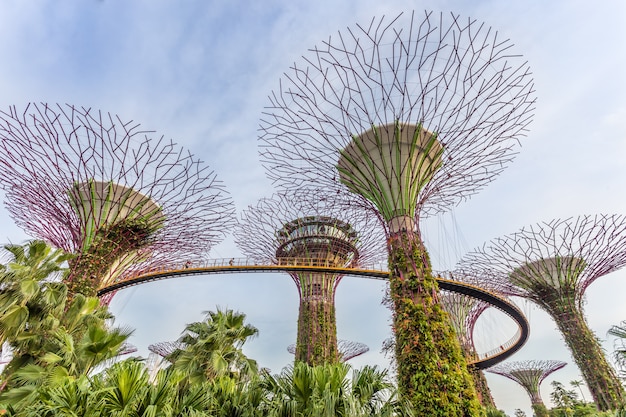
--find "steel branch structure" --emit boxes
[235,191,385,365]
[487,360,566,415]
[439,279,491,356]
[119,343,138,356]
[287,340,369,362]
[259,11,535,224]
[0,103,235,297]
[258,10,535,414]
[148,341,184,360]
[458,214,626,411]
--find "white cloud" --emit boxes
[0,1,625,415]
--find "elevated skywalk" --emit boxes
[98,257,529,369]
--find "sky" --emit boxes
[0,1,625,415]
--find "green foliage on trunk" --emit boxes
[295,300,339,365]
[66,217,157,297]
[545,299,624,411]
[532,403,549,417]
[388,231,484,416]
[469,365,496,409]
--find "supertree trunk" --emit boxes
[295,299,339,365]
[527,385,548,417]
[66,216,156,297]
[546,299,624,411]
[388,230,482,416]
[531,403,549,417]
[467,364,496,409]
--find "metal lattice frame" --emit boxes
[487,360,566,407]
[235,190,385,268]
[119,343,138,356]
[458,214,626,411]
[259,10,535,225]
[148,341,184,359]
[235,190,385,365]
[0,103,235,294]
[287,339,370,362]
[234,190,386,299]
[457,215,626,300]
[258,12,534,412]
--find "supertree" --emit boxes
[486,360,567,417]
[0,103,235,297]
[439,284,495,408]
[147,341,183,376]
[234,190,386,365]
[119,343,139,356]
[457,214,626,411]
[287,339,370,362]
[258,10,535,414]
[148,341,184,360]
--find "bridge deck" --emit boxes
[99,258,528,369]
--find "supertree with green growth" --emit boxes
[0,103,235,298]
[234,191,385,365]
[458,214,626,411]
[287,339,370,362]
[439,285,496,408]
[258,10,535,415]
[486,360,567,417]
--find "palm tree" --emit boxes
[260,361,408,417]
[570,379,586,403]
[0,241,69,350]
[3,374,97,417]
[168,308,259,383]
[96,358,267,417]
[0,240,132,409]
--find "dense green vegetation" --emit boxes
[66,216,159,298]
[1,240,626,416]
[295,300,339,365]
[388,231,483,416]
[0,241,409,416]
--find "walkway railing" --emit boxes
[173,257,389,271]
[98,258,528,369]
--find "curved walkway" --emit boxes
[98,257,528,369]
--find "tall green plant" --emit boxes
[388,232,484,416]
[260,361,409,417]
[168,308,259,383]
[0,240,131,409]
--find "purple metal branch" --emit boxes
[457,214,626,299]
[287,339,369,362]
[234,190,386,268]
[0,103,235,281]
[148,341,185,358]
[259,10,535,222]
[486,360,566,404]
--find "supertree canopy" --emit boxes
[148,341,184,359]
[0,103,235,297]
[486,360,567,417]
[234,190,385,365]
[258,10,535,415]
[458,214,626,411]
[287,339,370,362]
[118,343,139,356]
